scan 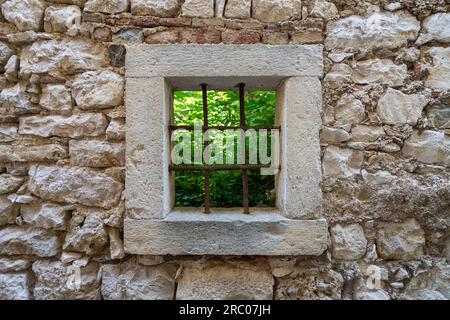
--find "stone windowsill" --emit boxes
[125,209,329,256]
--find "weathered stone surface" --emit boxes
[106,119,125,140]
[21,202,72,230]
[322,146,363,178]
[47,0,86,7]
[0,83,35,115]
[0,42,14,73]
[40,84,73,115]
[377,88,429,125]
[33,260,101,300]
[0,174,23,194]
[0,125,17,143]
[131,0,178,17]
[177,262,274,299]
[0,257,30,272]
[181,0,214,18]
[362,170,397,186]
[8,194,37,205]
[4,55,19,82]
[224,0,251,19]
[0,226,60,257]
[74,203,124,229]
[72,70,124,109]
[402,130,449,165]
[262,31,289,45]
[320,127,351,144]
[325,11,420,51]
[427,106,450,130]
[444,239,450,262]
[354,284,390,300]
[324,63,353,88]
[278,77,323,218]
[127,45,323,78]
[69,140,125,167]
[0,144,67,162]
[0,195,18,226]
[19,113,108,138]
[377,218,425,260]
[416,13,450,45]
[85,0,129,14]
[425,47,450,91]
[353,59,407,86]
[335,94,365,124]
[107,227,125,259]
[125,214,329,256]
[63,214,108,255]
[291,31,323,45]
[331,224,367,260]
[28,166,124,209]
[253,0,302,23]
[0,273,29,300]
[60,251,82,263]
[351,125,384,142]
[112,28,144,43]
[101,261,176,300]
[276,262,344,299]
[1,0,45,31]
[310,0,338,19]
[20,39,109,77]
[401,260,449,300]
[215,0,225,17]
[44,5,81,33]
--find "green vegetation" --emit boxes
[173,90,277,208]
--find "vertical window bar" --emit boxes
[201,83,211,214]
[239,83,250,214]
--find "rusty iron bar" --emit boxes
[169,164,280,171]
[201,83,210,214]
[169,125,281,131]
[238,83,250,214]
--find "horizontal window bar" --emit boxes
[169,164,280,171]
[169,125,280,131]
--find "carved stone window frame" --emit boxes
[124,44,329,256]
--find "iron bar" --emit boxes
[201,83,210,214]
[239,83,250,214]
[172,82,278,214]
[169,125,281,131]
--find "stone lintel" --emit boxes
[126,44,324,78]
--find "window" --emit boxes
[171,86,278,213]
[124,45,328,255]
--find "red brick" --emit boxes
[133,17,192,28]
[192,18,225,28]
[290,31,323,44]
[221,30,261,44]
[179,28,221,44]
[145,29,180,44]
[224,19,264,30]
[39,75,67,84]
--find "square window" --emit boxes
[124,45,328,256]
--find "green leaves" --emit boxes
[173,90,276,208]
[173,90,276,126]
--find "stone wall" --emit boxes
[0,0,448,300]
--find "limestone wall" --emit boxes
[0,0,449,300]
